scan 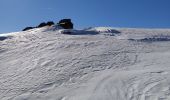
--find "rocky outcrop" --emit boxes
[22,27,34,31]
[58,19,73,29]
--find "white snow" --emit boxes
[1,26,170,100]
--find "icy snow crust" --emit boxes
[1,26,170,100]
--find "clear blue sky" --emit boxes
[0,0,170,33]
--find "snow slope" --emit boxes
[1,26,170,100]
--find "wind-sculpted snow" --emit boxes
[0,27,170,100]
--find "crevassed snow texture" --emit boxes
[1,26,170,100]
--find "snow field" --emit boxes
[0,26,170,100]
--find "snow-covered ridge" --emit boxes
[1,26,170,100]
[1,26,170,42]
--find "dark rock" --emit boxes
[22,27,34,31]
[37,22,47,28]
[58,19,73,29]
[47,21,54,26]
[59,19,71,23]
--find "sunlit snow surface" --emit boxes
[1,26,170,100]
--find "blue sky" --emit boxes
[0,0,170,33]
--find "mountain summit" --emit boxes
[1,26,170,100]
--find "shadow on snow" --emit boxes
[129,35,170,43]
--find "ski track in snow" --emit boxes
[0,26,170,100]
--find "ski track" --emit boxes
[0,27,170,100]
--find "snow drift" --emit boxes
[1,26,170,100]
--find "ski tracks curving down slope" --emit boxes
[0,26,170,100]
